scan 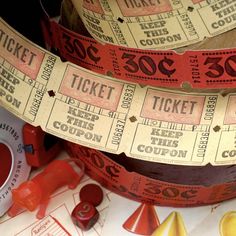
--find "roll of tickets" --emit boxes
[39,0,236,89]
[0,107,31,216]
[69,0,236,50]
[0,17,236,167]
[64,142,236,207]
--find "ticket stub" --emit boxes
[0,18,236,166]
[130,90,216,164]
[0,20,57,123]
[70,0,236,50]
[45,62,136,152]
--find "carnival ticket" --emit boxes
[0,18,236,166]
[70,0,236,50]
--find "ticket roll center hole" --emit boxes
[0,141,13,188]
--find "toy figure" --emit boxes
[8,158,84,219]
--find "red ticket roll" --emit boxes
[64,141,236,207]
[105,152,236,186]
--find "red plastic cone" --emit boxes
[123,203,160,235]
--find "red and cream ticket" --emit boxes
[0,18,236,166]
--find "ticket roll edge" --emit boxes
[64,141,236,207]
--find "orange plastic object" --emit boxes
[123,203,160,235]
[23,123,62,167]
[8,158,84,219]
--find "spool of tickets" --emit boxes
[37,0,236,206]
[0,107,31,216]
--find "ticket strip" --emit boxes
[64,142,236,206]
[74,0,236,50]
[1,17,236,166]
[51,20,236,89]
[40,0,236,89]
[0,107,31,216]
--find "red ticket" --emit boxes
[44,20,236,89]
